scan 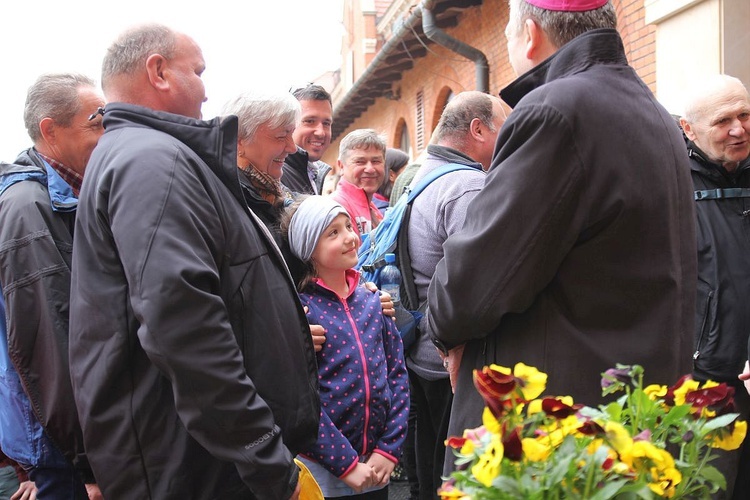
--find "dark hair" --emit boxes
[292,84,332,106]
[279,196,317,291]
[379,148,410,199]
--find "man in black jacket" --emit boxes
[681,74,750,499]
[69,24,320,499]
[282,84,333,195]
[428,0,696,475]
[0,73,105,499]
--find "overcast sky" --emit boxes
[0,0,345,162]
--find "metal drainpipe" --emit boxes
[421,0,489,93]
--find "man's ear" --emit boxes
[337,159,345,172]
[38,117,57,145]
[680,118,696,141]
[525,18,557,63]
[524,18,542,60]
[145,53,169,91]
[469,117,485,142]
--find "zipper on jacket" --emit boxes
[693,290,714,361]
[340,298,373,455]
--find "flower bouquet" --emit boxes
[440,363,747,499]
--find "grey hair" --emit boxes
[682,74,750,124]
[221,92,301,141]
[23,73,96,143]
[509,0,616,48]
[101,24,177,91]
[432,91,500,146]
[338,129,387,163]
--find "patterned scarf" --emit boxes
[239,163,283,205]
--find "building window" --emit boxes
[400,124,411,158]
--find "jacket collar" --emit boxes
[0,148,77,212]
[312,268,361,299]
[336,178,374,206]
[500,28,626,108]
[425,144,483,170]
[285,147,310,172]
[687,141,750,181]
[102,103,244,207]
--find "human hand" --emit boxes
[341,462,377,493]
[288,481,301,500]
[365,282,395,317]
[304,307,327,352]
[739,361,750,395]
[84,484,103,500]
[11,480,36,500]
[309,324,326,352]
[438,344,465,393]
[365,453,396,486]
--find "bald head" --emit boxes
[432,91,508,170]
[101,24,207,118]
[681,75,750,171]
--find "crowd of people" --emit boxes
[0,0,749,499]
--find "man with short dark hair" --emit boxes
[69,24,320,499]
[283,84,333,195]
[0,72,104,499]
[427,0,696,474]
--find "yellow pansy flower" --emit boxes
[644,384,667,401]
[712,420,748,451]
[522,437,551,462]
[471,433,504,487]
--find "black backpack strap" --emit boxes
[694,188,750,201]
[397,201,421,312]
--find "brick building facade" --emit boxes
[320,0,749,166]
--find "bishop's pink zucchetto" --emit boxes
[524,0,608,11]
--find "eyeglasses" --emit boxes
[88,107,105,121]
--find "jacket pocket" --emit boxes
[692,279,716,369]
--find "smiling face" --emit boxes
[293,99,332,162]
[311,213,360,274]
[339,145,385,197]
[682,81,750,172]
[239,122,297,180]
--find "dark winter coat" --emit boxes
[428,29,696,444]
[69,103,320,499]
[689,144,750,384]
[282,147,331,195]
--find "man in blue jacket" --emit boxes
[0,73,105,499]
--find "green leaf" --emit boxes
[698,464,727,490]
[661,404,692,427]
[703,413,740,431]
[587,478,631,500]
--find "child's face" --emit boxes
[311,214,360,274]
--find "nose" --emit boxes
[313,122,327,137]
[729,120,748,137]
[344,228,357,245]
[284,134,296,154]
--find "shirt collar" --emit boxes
[37,152,83,196]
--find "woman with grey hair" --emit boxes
[222,91,300,230]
